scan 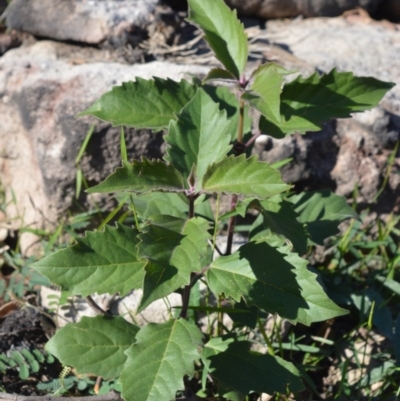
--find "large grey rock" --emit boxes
[0,40,208,253]
[6,0,159,45]
[225,0,384,19]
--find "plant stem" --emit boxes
[225,195,238,256]
[237,98,245,144]
[85,295,110,316]
[180,195,196,319]
[257,317,275,356]
[225,91,247,256]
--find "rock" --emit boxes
[253,15,400,211]
[0,40,208,253]
[0,32,21,56]
[224,0,384,19]
[6,0,159,45]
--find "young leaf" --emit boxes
[120,319,203,401]
[288,189,359,245]
[202,155,290,198]
[250,196,309,254]
[165,89,232,188]
[86,159,186,195]
[203,68,237,83]
[259,69,395,137]
[242,63,292,126]
[138,215,212,311]
[207,241,347,325]
[46,316,139,380]
[187,0,248,79]
[31,224,146,297]
[202,337,304,394]
[79,78,197,130]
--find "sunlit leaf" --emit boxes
[202,155,290,198]
[188,0,248,78]
[165,89,232,187]
[120,319,203,401]
[242,63,293,125]
[79,78,197,130]
[31,224,145,297]
[46,316,139,379]
[202,85,252,141]
[259,69,395,137]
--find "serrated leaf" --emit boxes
[31,224,145,297]
[203,68,237,82]
[79,78,197,130]
[203,337,303,394]
[138,215,212,311]
[165,89,232,188]
[187,0,248,78]
[288,190,359,244]
[46,316,139,379]
[259,69,394,137]
[242,63,292,125]
[251,196,309,254]
[202,85,252,141]
[202,155,290,198]
[87,159,185,195]
[207,241,347,325]
[120,319,203,401]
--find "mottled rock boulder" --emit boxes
[0,40,208,253]
[6,0,159,45]
[224,0,386,19]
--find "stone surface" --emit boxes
[6,0,159,45]
[224,0,385,19]
[0,40,208,253]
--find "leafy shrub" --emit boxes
[30,0,394,399]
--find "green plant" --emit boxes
[0,348,54,380]
[30,0,394,399]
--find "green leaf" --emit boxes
[46,316,139,379]
[202,85,252,141]
[207,242,347,325]
[203,68,237,82]
[202,337,303,394]
[86,159,185,195]
[165,89,232,188]
[288,190,359,244]
[259,69,395,137]
[202,155,290,198]
[79,78,197,130]
[31,224,145,297]
[135,192,189,220]
[120,319,203,401]
[251,196,309,254]
[187,0,248,79]
[138,215,212,311]
[242,63,292,125]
